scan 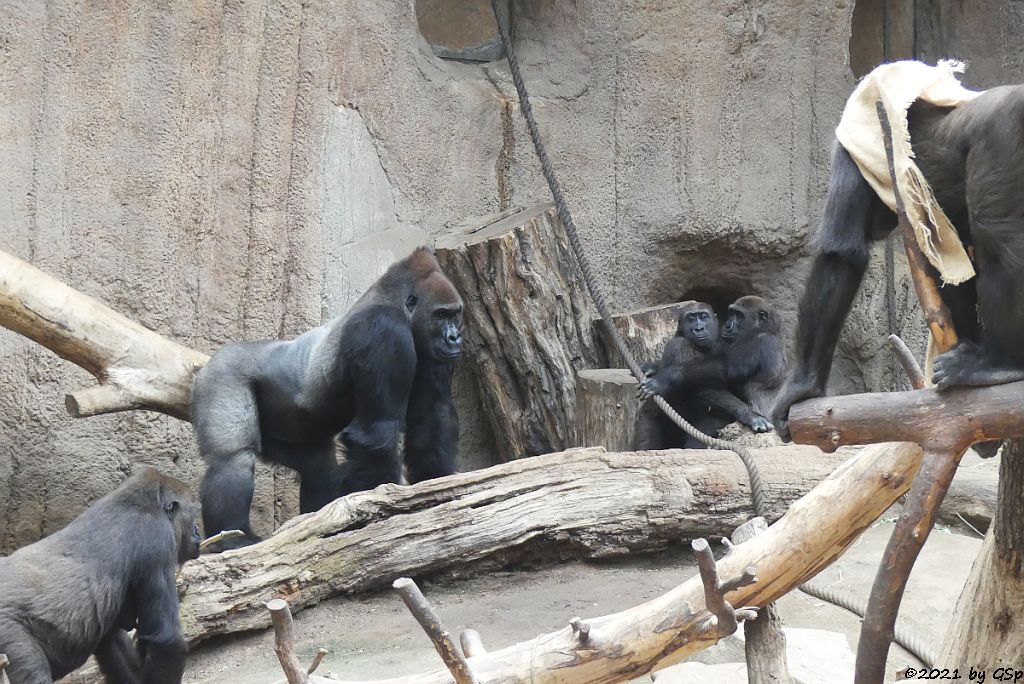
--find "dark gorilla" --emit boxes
[633,300,774,450]
[193,246,463,551]
[773,90,1024,440]
[639,296,786,427]
[0,466,201,684]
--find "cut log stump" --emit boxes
[577,369,638,451]
[435,204,605,460]
[593,302,688,369]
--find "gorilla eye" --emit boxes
[405,294,418,313]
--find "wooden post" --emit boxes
[593,302,688,369]
[577,369,638,451]
[435,204,605,460]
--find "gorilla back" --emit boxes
[0,466,201,684]
[192,247,464,551]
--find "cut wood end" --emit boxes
[266,598,289,611]
[65,383,138,418]
[393,577,414,590]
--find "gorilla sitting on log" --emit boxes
[193,247,463,551]
[772,88,1024,440]
[636,297,784,448]
[0,466,201,684]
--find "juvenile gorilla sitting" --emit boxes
[633,300,771,450]
[0,466,201,684]
[192,247,463,551]
[638,296,786,439]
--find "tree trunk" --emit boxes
[577,369,639,451]
[938,438,1024,667]
[434,204,605,460]
[176,443,923,646]
[593,302,688,369]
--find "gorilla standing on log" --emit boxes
[637,297,785,447]
[0,466,201,684]
[771,88,1024,440]
[193,247,463,551]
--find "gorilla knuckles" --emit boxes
[193,246,464,552]
[0,466,199,684]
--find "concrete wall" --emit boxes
[0,0,1018,551]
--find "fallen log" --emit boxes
[0,248,207,419]
[256,441,923,684]
[434,204,605,460]
[179,445,833,644]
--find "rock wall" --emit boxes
[0,0,1019,551]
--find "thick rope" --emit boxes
[487,0,768,518]
[488,0,932,667]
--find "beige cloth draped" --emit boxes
[835,59,981,285]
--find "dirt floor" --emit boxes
[184,518,984,684]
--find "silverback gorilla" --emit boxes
[0,466,201,684]
[633,301,772,449]
[193,247,463,550]
[638,296,785,444]
[772,88,1024,440]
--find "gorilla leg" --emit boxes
[193,365,262,550]
[404,362,459,484]
[337,417,403,496]
[94,629,142,683]
[2,632,52,684]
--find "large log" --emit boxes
[577,369,639,451]
[257,441,923,684]
[0,248,207,419]
[435,204,605,460]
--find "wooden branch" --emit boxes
[0,653,10,684]
[732,518,792,684]
[460,631,488,659]
[308,650,329,676]
[393,578,477,684]
[875,102,958,354]
[199,529,245,551]
[692,538,758,634]
[0,248,208,419]
[788,381,1024,455]
[260,441,923,684]
[177,445,845,644]
[888,334,926,390]
[267,599,310,684]
[435,204,605,460]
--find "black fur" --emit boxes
[772,88,1024,440]
[192,247,463,551]
[0,466,201,684]
[633,300,775,450]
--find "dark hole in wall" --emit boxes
[415,0,511,62]
[848,0,915,79]
[679,284,753,321]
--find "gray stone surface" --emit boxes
[0,1,1021,549]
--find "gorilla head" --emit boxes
[405,248,464,363]
[677,300,718,354]
[721,295,780,345]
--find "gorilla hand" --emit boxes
[770,376,823,442]
[637,374,664,402]
[749,413,773,433]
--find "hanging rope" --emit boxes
[487,0,933,667]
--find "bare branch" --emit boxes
[393,578,477,684]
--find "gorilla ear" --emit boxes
[759,310,769,322]
[165,499,180,520]
[405,294,418,313]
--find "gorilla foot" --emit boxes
[770,377,824,442]
[749,414,772,433]
[933,341,1024,390]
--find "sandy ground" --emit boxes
[184,519,984,684]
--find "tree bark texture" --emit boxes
[434,204,605,460]
[593,302,687,370]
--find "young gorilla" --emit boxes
[639,296,786,427]
[772,89,1024,440]
[0,466,201,684]
[193,247,463,551]
[633,300,772,450]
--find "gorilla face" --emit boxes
[721,295,776,344]
[678,304,718,353]
[426,303,464,363]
